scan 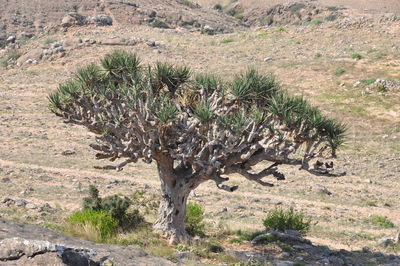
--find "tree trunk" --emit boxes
[153,161,194,244]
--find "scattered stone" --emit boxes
[0,177,11,183]
[17,48,43,64]
[62,150,76,156]
[353,81,361,87]
[379,238,395,247]
[251,230,311,246]
[264,57,274,62]
[315,185,332,196]
[270,199,283,205]
[25,203,37,210]
[6,35,16,44]
[202,25,215,35]
[275,261,294,266]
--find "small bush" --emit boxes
[262,207,311,235]
[315,53,322,58]
[66,209,118,242]
[151,19,170,29]
[288,3,306,13]
[334,68,346,76]
[351,53,363,60]
[325,14,338,21]
[83,185,143,229]
[182,0,191,7]
[375,84,387,93]
[214,4,223,11]
[276,27,287,32]
[0,49,22,68]
[221,38,234,44]
[43,37,58,45]
[370,215,395,228]
[362,78,376,86]
[185,202,205,236]
[305,19,323,26]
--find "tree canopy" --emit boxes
[49,50,346,243]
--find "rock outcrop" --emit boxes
[0,220,174,266]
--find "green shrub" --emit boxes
[66,209,118,242]
[276,27,287,32]
[315,53,322,58]
[182,0,191,7]
[82,185,143,229]
[214,4,223,11]
[288,3,305,13]
[43,37,58,45]
[221,38,234,44]
[262,207,311,235]
[334,67,346,76]
[0,49,22,68]
[351,53,363,60]
[370,215,395,228]
[325,14,337,21]
[362,78,376,86]
[151,19,170,29]
[375,84,387,93]
[185,202,205,236]
[305,19,323,26]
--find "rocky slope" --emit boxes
[0,220,174,266]
[0,0,239,39]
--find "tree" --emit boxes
[48,50,346,244]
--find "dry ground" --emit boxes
[197,0,400,13]
[1,15,400,264]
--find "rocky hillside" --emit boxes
[0,0,239,39]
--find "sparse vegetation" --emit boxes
[305,19,324,26]
[334,67,346,76]
[82,185,143,229]
[288,3,306,13]
[66,209,119,242]
[220,38,234,44]
[185,202,205,236]
[263,208,311,235]
[43,37,58,45]
[151,19,170,29]
[351,53,363,60]
[0,49,22,67]
[213,4,222,11]
[362,78,376,86]
[369,215,395,228]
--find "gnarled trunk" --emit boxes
[153,161,194,244]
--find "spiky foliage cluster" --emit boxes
[49,50,345,191]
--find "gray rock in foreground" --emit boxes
[0,220,174,266]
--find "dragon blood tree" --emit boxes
[49,51,346,244]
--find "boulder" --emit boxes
[61,12,88,27]
[0,220,175,266]
[91,14,113,26]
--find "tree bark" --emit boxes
[153,161,195,244]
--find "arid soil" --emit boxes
[1,0,400,265]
